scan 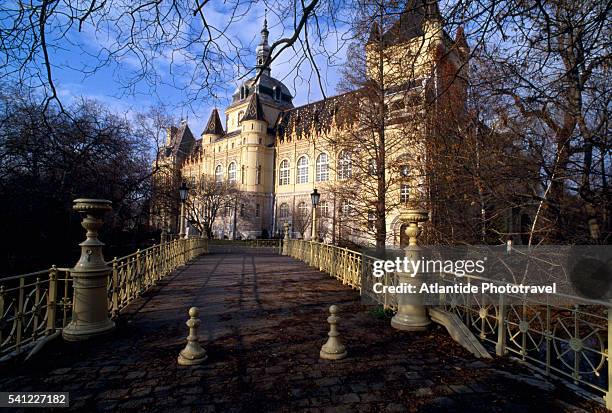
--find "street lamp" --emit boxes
[179,182,189,238]
[311,188,320,241]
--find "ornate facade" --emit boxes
[154,0,469,245]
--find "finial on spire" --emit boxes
[263,8,268,31]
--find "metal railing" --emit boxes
[209,238,282,251]
[0,238,208,361]
[281,238,611,409]
[438,272,611,404]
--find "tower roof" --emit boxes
[374,0,443,46]
[242,93,265,122]
[203,108,224,135]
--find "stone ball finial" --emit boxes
[189,307,199,318]
[329,305,338,315]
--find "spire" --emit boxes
[242,93,265,122]
[256,12,271,77]
[203,108,224,135]
[454,26,469,58]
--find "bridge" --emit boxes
[0,200,609,412]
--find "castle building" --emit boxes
[153,0,469,245]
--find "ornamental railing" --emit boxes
[282,238,611,409]
[0,238,208,361]
[209,239,282,251]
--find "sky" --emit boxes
[47,2,350,138]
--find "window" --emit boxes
[368,211,376,229]
[224,204,232,217]
[279,203,290,219]
[368,158,377,176]
[298,201,309,217]
[400,184,410,203]
[228,162,237,184]
[341,200,352,216]
[338,151,352,180]
[215,165,223,183]
[279,159,290,185]
[297,156,309,184]
[400,165,410,178]
[318,200,329,218]
[241,166,246,184]
[256,165,261,185]
[256,204,260,217]
[238,111,244,124]
[316,153,329,182]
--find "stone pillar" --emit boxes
[63,199,115,341]
[390,208,431,331]
[282,222,290,255]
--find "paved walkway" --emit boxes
[0,248,603,412]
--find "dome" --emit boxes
[231,73,293,107]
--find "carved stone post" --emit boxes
[63,199,115,341]
[178,307,207,365]
[391,208,431,331]
[282,222,290,255]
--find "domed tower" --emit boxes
[225,18,293,135]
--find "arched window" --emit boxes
[316,153,329,182]
[279,203,290,219]
[400,184,410,203]
[338,150,352,180]
[228,162,237,184]
[298,201,309,217]
[296,156,309,184]
[215,164,223,183]
[318,200,329,218]
[279,159,290,185]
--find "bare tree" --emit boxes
[0,0,347,113]
[184,175,240,238]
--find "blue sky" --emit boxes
[48,2,349,138]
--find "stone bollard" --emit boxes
[390,208,431,331]
[178,307,207,365]
[320,305,347,360]
[63,199,115,341]
[282,222,290,256]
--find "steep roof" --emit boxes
[275,92,359,140]
[203,108,224,135]
[164,121,195,159]
[242,93,266,122]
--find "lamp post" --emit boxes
[310,188,320,241]
[179,182,189,239]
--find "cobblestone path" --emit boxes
[0,247,603,412]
